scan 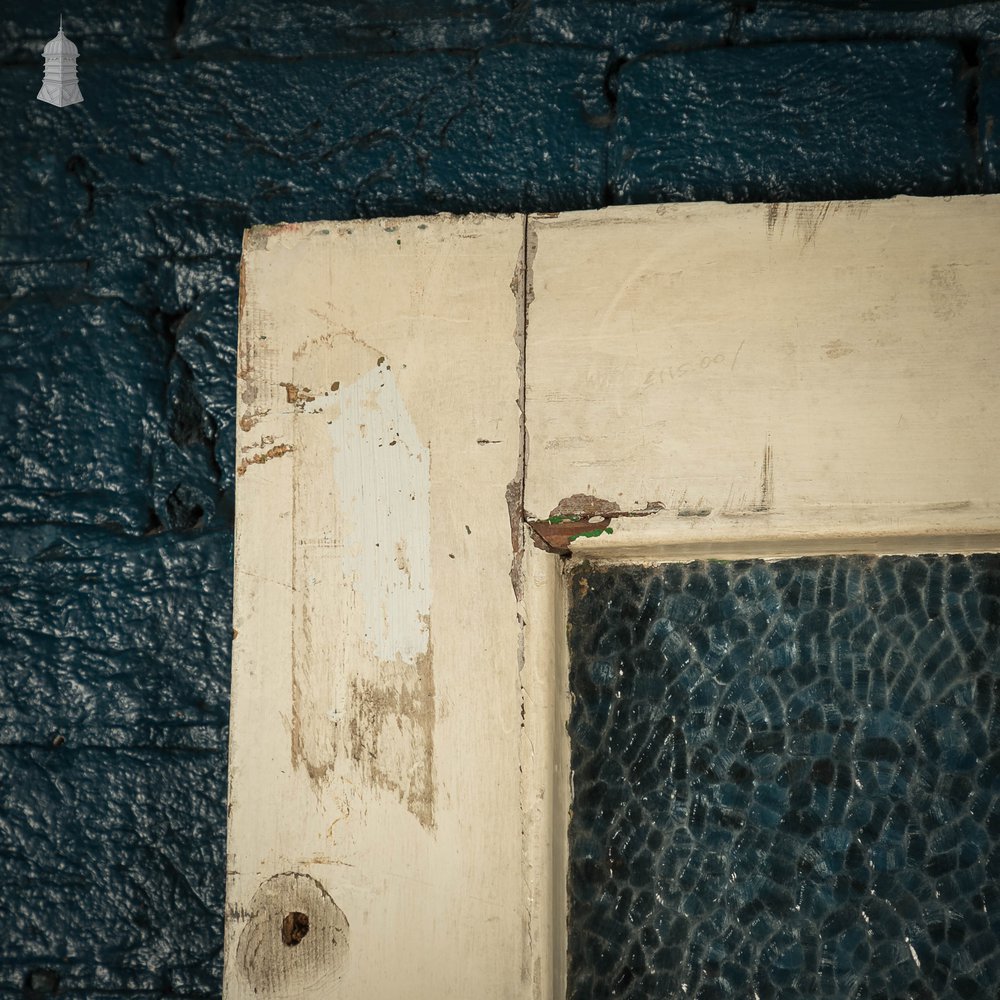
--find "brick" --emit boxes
[610,41,979,204]
[417,44,609,213]
[144,255,241,501]
[0,299,167,533]
[0,530,231,749]
[1,1,174,63]
[527,1,731,54]
[178,0,515,56]
[0,290,232,534]
[2,47,608,273]
[733,1,1000,45]
[0,747,224,995]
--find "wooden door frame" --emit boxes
[225,197,1000,999]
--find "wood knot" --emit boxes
[234,872,349,996]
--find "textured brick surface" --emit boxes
[526,1,731,52]
[0,2,174,62]
[177,0,517,56]
[611,41,979,204]
[0,747,225,996]
[2,1,999,996]
[732,1,1000,44]
[0,530,231,749]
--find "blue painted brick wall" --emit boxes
[1,2,998,996]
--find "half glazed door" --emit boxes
[225,197,1000,999]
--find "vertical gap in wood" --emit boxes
[516,212,532,993]
[517,217,570,1000]
[508,214,530,601]
[520,213,538,527]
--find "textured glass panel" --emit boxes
[567,555,1000,1000]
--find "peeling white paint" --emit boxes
[319,365,431,665]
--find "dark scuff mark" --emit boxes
[677,505,712,518]
[925,500,972,512]
[765,203,788,238]
[823,339,855,359]
[718,438,779,517]
[753,439,774,513]
[236,241,260,414]
[795,201,831,248]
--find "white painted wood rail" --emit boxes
[226,197,1000,999]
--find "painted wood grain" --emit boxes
[226,215,531,999]
[524,197,1000,561]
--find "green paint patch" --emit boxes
[569,526,614,543]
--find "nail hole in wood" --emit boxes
[281,911,310,946]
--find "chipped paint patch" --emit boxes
[280,381,316,406]
[529,515,613,552]
[527,495,663,553]
[239,407,270,432]
[549,493,621,519]
[236,443,292,476]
